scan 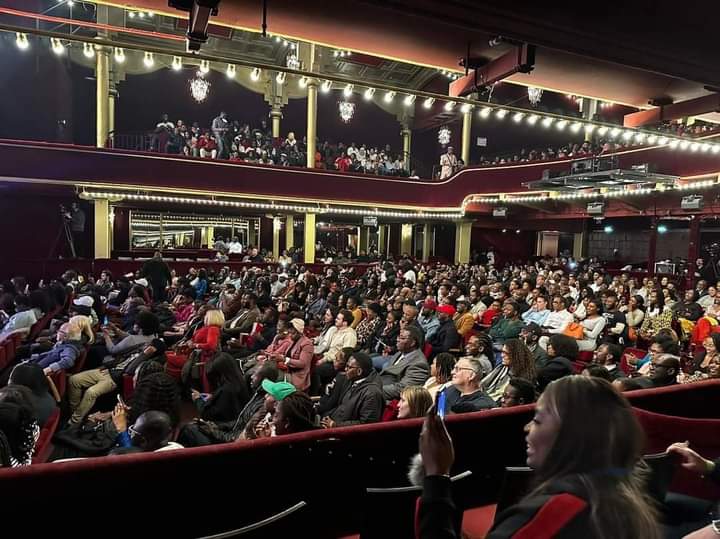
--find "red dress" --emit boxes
[165,325,221,380]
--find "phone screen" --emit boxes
[437,390,446,420]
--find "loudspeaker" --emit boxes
[587,202,604,216]
[493,207,508,218]
[681,195,703,211]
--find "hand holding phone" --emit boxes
[116,394,128,409]
[437,390,447,420]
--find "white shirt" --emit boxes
[544,309,573,333]
[403,269,417,284]
[227,242,243,254]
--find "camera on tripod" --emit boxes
[59,204,72,221]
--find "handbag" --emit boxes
[563,322,585,339]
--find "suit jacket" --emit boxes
[283,335,314,391]
[379,347,431,401]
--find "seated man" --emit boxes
[592,342,623,381]
[428,305,461,360]
[67,339,166,425]
[500,377,536,408]
[520,323,549,370]
[320,352,384,428]
[110,408,184,454]
[461,334,493,378]
[379,327,431,401]
[27,322,84,375]
[441,357,496,414]
[488,301,523,347]
[635,353,680,389]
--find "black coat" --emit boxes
[196,383,250,423]
[326,371,384,426]
[429,319,461,358]
[140,258,172,286]
[536,356,573,392]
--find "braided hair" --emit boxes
[0,401,38,466]
[0,431,12,467]
[277,392,316,434]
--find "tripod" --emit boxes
[48,216,76,259]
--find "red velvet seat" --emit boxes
[0,343,7,371]
[70,346,89,374]
[32,408,61,464]
[49,370,67,400]
[461,504,497,539]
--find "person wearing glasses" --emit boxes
[441,357,496,415]
[110,406,183,454]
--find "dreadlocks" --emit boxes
[277,392,316,434]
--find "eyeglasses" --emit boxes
[452,366,476,373]
[128,424,142,438]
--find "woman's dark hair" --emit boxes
[277,392,317,434]
[29,289,49,314]
[9,364,50,396]
[504,338,537,381]
[0,400,37,466]
[548,334,579,360]
[135,310,160,336]
[630,294,645,311]
[583,364,613,382]
[13,295,30,309]
[587,298,604,315]
[129,372,180,426]
[507,377,536,404]
[649,289,665,311]
[434,353,457,384]
[532,376,660,539]
[206,352,246,393]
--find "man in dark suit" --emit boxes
[140,251,171,303]
[379,326,430,401]
[428,304,461,360]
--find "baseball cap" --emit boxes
[437,304,456,316]
[261,380,296,401]
[422,299,438,311]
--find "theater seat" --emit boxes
[70,346,89,374]
[32,408,60,464]
[461,504,497,539]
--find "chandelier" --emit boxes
[338,101,355,123]
[527,86,543,107]
[189,72,211,103]
[438,127,451,145]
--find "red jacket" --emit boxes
[283,335,314,391]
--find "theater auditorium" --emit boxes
[1,1,720,537]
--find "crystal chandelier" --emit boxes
[339,101,355,123]
[438,127,451,145]
[189,72,211,103]
[527,86,543,107]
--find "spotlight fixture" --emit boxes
[646,134,657,144]
[610,127,621,138]
[250,67,261,81]
[363,87,375,100]
[513,112,524,123]
[343,84,354,97]
[404,94,416,106]
[527,114,539,125]
[113,47,125,63]
[321,80,333,93]
[384,91,396,103]
[679,140,690,150]
[496,109,508,119]
[83,42,95,58]
[460,103,472,114]
[199,59,210,74]
[226,64,236,78]
[423,97,435,109]
[479,107,492,118]
[16,32,30,50]
[299,76,309,88]
[622,130,633,140]
[143,51,154,67]
[276,71,286,84]
[556,120,568,130]
[604,225,614,234]
[444,101,456,111]
[584,124,596,133]
[542,116,553,128]
[657,224,668,234]
[171,56,183,71]
[570,122,582,133]
[597,126,609,136]
[50,37,65,55]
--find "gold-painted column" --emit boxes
[378,225,387,257]
[206,226,215,248]
[285,215,295,250]
[400,223,413,256]
[96,47,110,148]
[108,85,116,146]
[93,199,110,259]
[454,221,472,264]
[306,80,318,168]
[272,217,281,259]
[248,219,258,248]
[422,223,432,262]
[304,213,316,263]
[401,126,412,171]
[461,108,472,166]
[270,104,282,139]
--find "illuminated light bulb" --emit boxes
[128,11,135,18]
[712,145,720,154]
[480,107,492,118]
[423,97,435,109]
[343,84,354,97]
[668,139,679,149]
[542,116,553,128]
[226,64,236,78]
[299,76,308,88]
[570,122,582,133]
[460,103,472,113]
[527,114,539,125]
[443,101,455,111]
[597,126,609,135]
[646,135,657,144]
[114,47,125,63]
[690,142,700,152]
[333,50,339,57]
[496,109,508,119]
[50,38,65,55]
[513,112,524,123]
[635,132,646,142]
[679,140,690,150]
[363,87,375,100]
[275,36,281,42]
[199,59,210,74]
[250,67,261,81]
[276,71,286,84]
[556,120,568,130]
[321,80,333,93]
[658,136,668,145]
[584,124,596,133]
[384,91,396,103]
[701,143,711,152]
[282,39,288,46]
[168,55,182,71]
[147,11,153,17]
[404,94,416,106]
[83,42,95,58]
[622,130,633,140]
[138,11,144,18]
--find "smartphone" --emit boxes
[437,390,447,420]
[117,394,127,408]
[103,315,109,326]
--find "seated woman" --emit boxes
[619,294,645,344]
[268,391,317,437]
[423,352,456,402]
[397,386,433,420]
[165,309,224,380]
[0,399,38,467]
[417,376,662,538]
[191,353,249,423]
[638,290,672,343]
[481,338,536,402]
[537,334,578,392]
[576,299,606,351]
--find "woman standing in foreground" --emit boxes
[418,375,661,538]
